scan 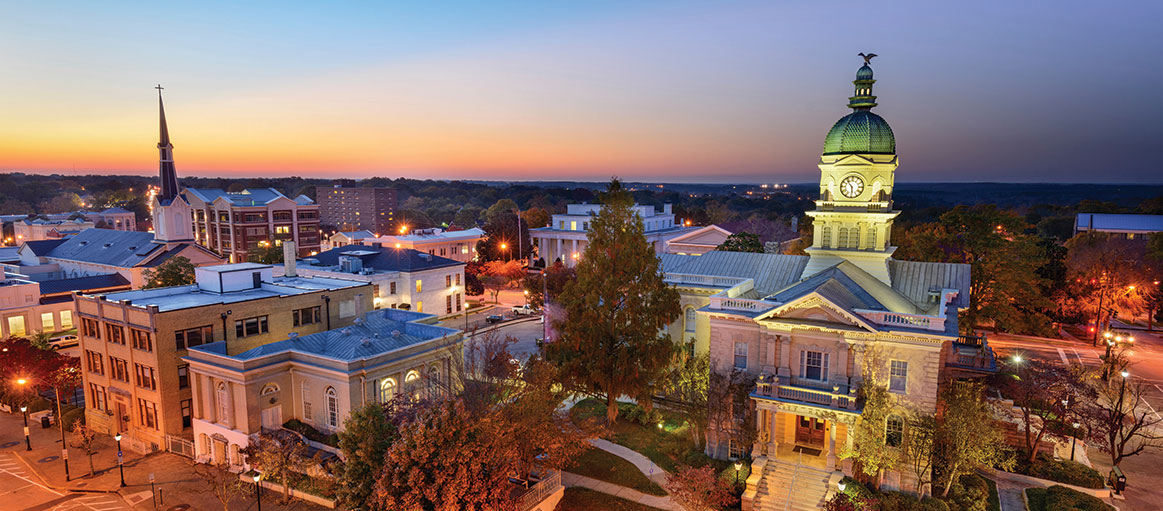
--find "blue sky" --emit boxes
[1,1,1160,183]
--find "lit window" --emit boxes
[40,312,54,332]
[416,279,422,293]
[684,308,696,333]
[379,378,397,402]
[801,351,828,382]
[325,387,338,428]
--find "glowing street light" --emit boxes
[114,433,126,487]
[16,378,30,451]
[253,471,263,511]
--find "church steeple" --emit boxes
[156,85,179,202]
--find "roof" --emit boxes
[215,308,459,362]
[887,259,971,310]
[185,187,312,207]
[661,252,810,296]
[100,207,132,214]
[823,110,895,155]
[199,262,269,273]
[44,229,162,267]
[768,263,892,312]
[0,247,20,263]
[95,273,367,312]
[335,230,376,240]
[306,245,463,273]
[37,273,130,296]
[1074,213,1163,233]
[22,239,66,256]
[381,227,486,243]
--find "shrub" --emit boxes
[1029,458,1104,489]
[283,419,339,447]
[61,407,85,431]
[1026,485,1112,511]
[945,474,990,511]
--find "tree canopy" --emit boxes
[715,231,763,253]
[142,255,196,289]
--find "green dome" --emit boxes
[822,110,895,155]
[856,64,874,80]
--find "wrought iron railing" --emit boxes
[519,470,562,510]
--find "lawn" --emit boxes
[566,447,667,496]
[554,487,668,511]
[570,398,730,475]
[1025,485,1113,511]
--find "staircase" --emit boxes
[754,457,832,511]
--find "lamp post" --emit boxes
[54,385,70,481]
[114,433,126,487]
[253,472,263,511]
[16,377,31,451]
[1071,422,1081,462]
[734,460,742,486]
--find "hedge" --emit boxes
[1025,485,1112,511]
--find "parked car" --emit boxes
[48,334,78,349]
[485,314,504,324]
[511,305,538,316]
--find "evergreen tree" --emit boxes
[544,179,681,423]
[142,256,196,289]
[715,232,763,253]
[337,403,397,510]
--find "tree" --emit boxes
[663,465,738,511]
[194,462,249,511]
[337,403,398,510]
[248,243,284,264]
[451,207,482,230]
[1062,231,1154,336]
[544,179,681,423]
[904,414,937,497]
[477,210,532,262]
[39,192,83,213]
[242,433,315,504]
[69,422,98,477]
[997,358,1094,463]
[142,256,196,289]
[482,198,519,224]
[521,207,550,229]
[659,347,711,448]
[1086,362,1163,467]
[934,380,1013,497]
[522,261,575,309]
[706,368,756,456]
[479,260,525,303]
[0,337,78,406]
[715,232,763,253]
[841,383,899,482]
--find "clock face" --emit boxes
[840,176,864,198]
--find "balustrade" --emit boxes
[752,374,858,412]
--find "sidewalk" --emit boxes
[561,471,678,510]
[589,438,669,487]
[0,410,325,510]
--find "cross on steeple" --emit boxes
[155,84,164,93]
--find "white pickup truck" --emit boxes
[510,305,538,316]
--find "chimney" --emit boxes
[283,241,298,277]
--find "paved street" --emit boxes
[987,326,1163,511]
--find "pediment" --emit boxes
[833,154,874,166]
[669,225,732,245]
[757,293,878,332]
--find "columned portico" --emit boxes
[752,396,858,472]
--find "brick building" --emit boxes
[76,262,372,451]
[318,186,396,234]
[185,188,321,262]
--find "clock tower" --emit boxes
[802,56,901,284]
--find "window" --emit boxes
[292,306,321,327]
[456,293,462,312]
[85,350,104,375]
[131,329,152,352]
[379,378,396,403]
[175,325,213,350]
[405,370,421,400]
[261,383,280,396]
[886,415,904,447]
[6,316,25,337]
[415,279,422,293]
[821,226,832,248]
[234,316,269,338]
[216,382,230,424]
[60,310,73,330]
[733,342,748,369]
[684,308,696,333]
[849,227,860,248]
[800,350,829,382]
[570,221,577,231]
[301,381,312,422]
[41,312,54,332]
[181,399,192,429]
[138,398,158,429]
[82,318,100,338]
[325,387,338,428]
[390,282,397,294]
[446,275,452,287]
[866,228,877,250]
[838,228,849,249]
[428,365,442,398]
[889,360,908,393]
[446,294,453,314]
[416,301,423,313]
[105,323,125,345]
[275,225,290,234]
[89,384,107,412]
[110,357,130,382]
[134,363,157,390]
[456,274,461,286]
[177,365,190,389]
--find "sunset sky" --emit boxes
[1,1,1159,183]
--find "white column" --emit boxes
[827,420,837,470]
[768,409,779,454]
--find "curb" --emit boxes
[11,450,119,495]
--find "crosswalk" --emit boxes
[0,454,129,511]
[49,494,127,511]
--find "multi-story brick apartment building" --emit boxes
[185,188,321,263]
[318,186,397,234]
[75,262,371,451]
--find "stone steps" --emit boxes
[754,459,832,511]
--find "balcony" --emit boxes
[946,334,997,376]
[751,373,860,414]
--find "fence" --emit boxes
[166,435,195,459]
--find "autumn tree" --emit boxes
[482,198,519,224]
[715,232,764,253]
[39,192,83,213]
[1086,365,1163,467]
[0,337,79,406]
[479,260,525,302]
[248,243,284,264]
[1063,231,1155,337]
[664,465,738,511]
[660,347,711,448]
[336,403,398,510]
[706,368,756,455]
[521,206,550,229]
[841,383,899,483]
[997,358,1094,463]
[142,255,196,289]
[194,462,248,511]
[242,433,315,504]
[934,380,1013,497]
[69,422,99,477]
[477,210,532,262]
[522,261,575,309]
[451,207,483,230]
[544,179,681,423]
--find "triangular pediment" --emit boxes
[669,225,732,246]
[757,292,878,332]
[833,154,874,166]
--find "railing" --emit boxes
[753,374,858,412]
[857,309,945,332]
[520,470,562,510]
[664,273,749,288]
[955,333,987,347]
[166,434,195,459]
[709,295,776,313]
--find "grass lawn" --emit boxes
[554,487,668,511]
[571,398,730,475]
[1025,485,1113,511]
[566,447,667,496]
[984,476,1001,511]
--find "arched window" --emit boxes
[301,380,312,422]
[216,382,229,424]
[821,227,832,248]
[199,433,211,456]
[837,228,849,249]
[848,227,860,249]
[405,370,421,400]
[379,378,397,403]
[325,387,338,428]
[684,308,696,333]
[886,415,904,447]
[428,365,442,398]
[867,228,877,251]
[260,383,280,396]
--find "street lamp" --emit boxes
[114,433,126,487]
[253,472,263,511]
[734,460,743,486]
[16,378,30,451]
[1071,422,1081,462]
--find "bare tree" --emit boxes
[997,358,1094,462]
[194,462,249,511]
[242,433,315,504]
[905,413,937,497]
[68,423,98,477]
[1087,368,1163,467]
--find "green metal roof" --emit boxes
[822,110,895,155]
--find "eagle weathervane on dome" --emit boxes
[858,52,877,65]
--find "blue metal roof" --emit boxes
[308,245,462,272]
[45,229,161,267]
[38,273,130,295]
[1075,213,1163,233]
